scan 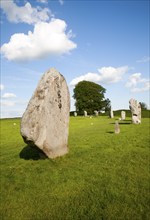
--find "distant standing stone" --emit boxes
[84,111,87,117]
[74,112,77,117]
[110,109,114,118]
[115,121,120,134]
[129,98,141,124]
[94,110,98,116]
[20,68,70,159]
[121,111,126,120]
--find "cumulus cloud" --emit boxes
[2,93,17,98]
[126,73,150,92]
[59,0,64,5]
[1,19,77,62]
[0,101,15,107]
[0,0,51,24]
[136,56,150,63]
[37,0,48,3]
[0,84,4,90]
[70,66,129,86]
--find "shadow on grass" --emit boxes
[110,121,131,125]
[19,145,47,160]
[106,131,114,134]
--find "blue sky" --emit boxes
[0,0,149,118]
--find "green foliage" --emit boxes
[139,102,148,110]
[73,81,106,115]
[0,117,150,220]
[103,98,111,113]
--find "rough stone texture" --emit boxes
[20,68,70,158]
[129,98,141,124]
[115,121,120,134]
[121,111,126,120]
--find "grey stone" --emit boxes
[115,121,120,134]
[94,110,98,116]
[121,111,126,120]
[20,68,70,158]
[129,98,141,124]
[74,112,77,117]
[84,111,87,117]
[132,115,141,124]
[110,109,114,118]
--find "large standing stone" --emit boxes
[20,68,70,158]
[129,98,141,124]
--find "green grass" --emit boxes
[0,116,150,220]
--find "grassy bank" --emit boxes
[70,110,150,118]
[113,109,150,118]
[0,116,150,220]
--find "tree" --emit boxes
[103,98,111,112]
[139,102,148,110]
[73,80,109,115]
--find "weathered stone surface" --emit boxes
[20,68,70,158]
[121,111,126,120]
[129,98,141,124]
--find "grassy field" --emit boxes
[0,116,150,220]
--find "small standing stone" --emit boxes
[110,109,114,118]
[84,111,87,117]
[74,112,77,117]
[115,121,120,134]
[94,110,98,116]
[121,111,126,120]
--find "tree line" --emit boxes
[73,80,147,115]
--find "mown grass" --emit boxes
[0,116,150,220]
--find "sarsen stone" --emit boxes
[20,68,70,158]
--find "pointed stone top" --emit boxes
[20,67,70,158]
[47,67,58,73]
[44,67,63,79]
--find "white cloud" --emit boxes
[1,19,77,62]
[59,0,64,5]
[37,0,48,3]
[0,109,24,118]
[70,66,129,86]
[126,73,150,92]
[0,0,51,24]
[0,99,28,118]
[2,93,17,98]
[0,99,29,118]
[0,101,15,107]
[0,84,4,90]
[136,56,150,63]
